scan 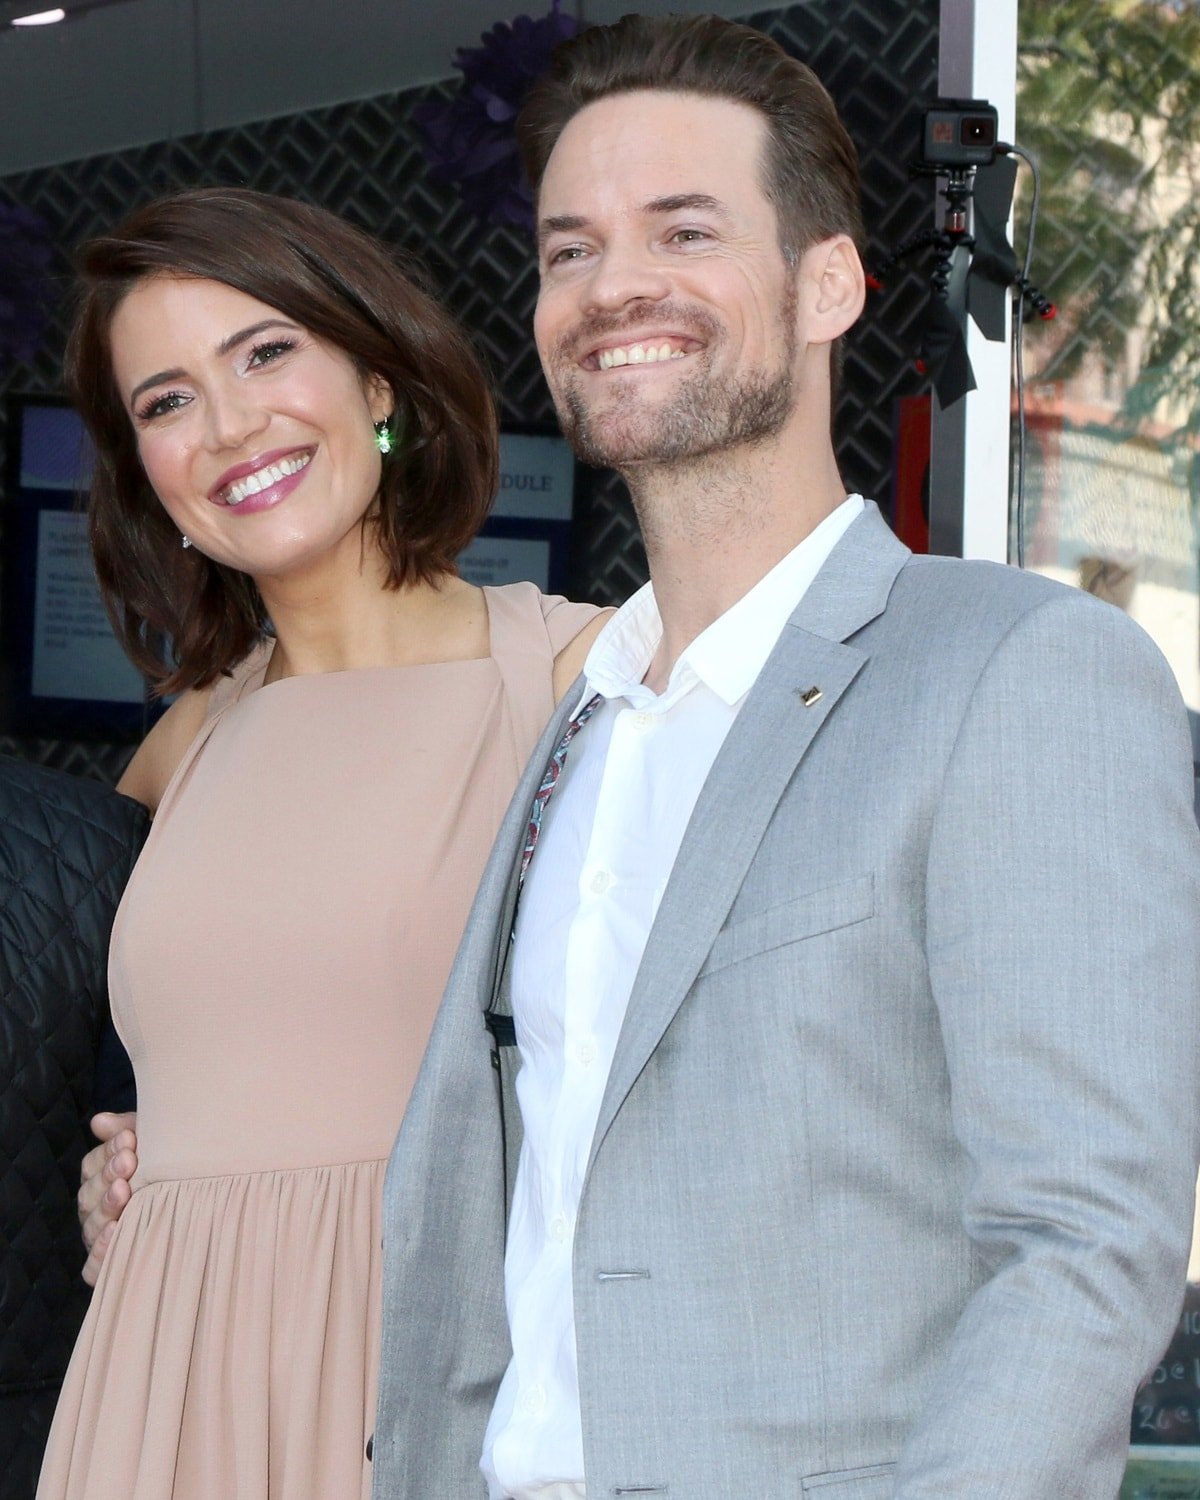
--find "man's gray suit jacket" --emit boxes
[373,503,1200,1499]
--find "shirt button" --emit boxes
[631,711,655,731]
[576,1037,598,1066]
[521,1382,548,1416]
[589,869,612,895]
[549,1213,569,1243]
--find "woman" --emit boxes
[37,188,604,1500]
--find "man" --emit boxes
[371,15,1200,1500]
[86,15,1199,1498]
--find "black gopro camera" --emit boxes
[921,100,999,169]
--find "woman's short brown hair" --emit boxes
[516,13,864,263]
[67,187,498,693]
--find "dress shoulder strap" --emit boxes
[151,639,272,828]
[484,584,558,765]
[485,582,604,765]
[202,638,273,723]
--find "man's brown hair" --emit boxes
[67,187,498,694]
[516,13,864,261]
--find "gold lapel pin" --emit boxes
[799,686,823,708]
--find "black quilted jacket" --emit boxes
[0,758,148,1498]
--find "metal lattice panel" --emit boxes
[0,0,937,774]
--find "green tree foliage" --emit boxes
[1017,0,1200,435]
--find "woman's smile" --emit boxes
[209,446,315,512]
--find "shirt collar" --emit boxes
[578,494,866,713]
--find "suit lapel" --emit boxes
[588,505,910,1166]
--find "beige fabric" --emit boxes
[38,583,598,1500]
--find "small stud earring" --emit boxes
[374,416,393,456]
[181,534,193,550]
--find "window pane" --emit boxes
[1015,7,1200,1488]
[1014,0,1199,728]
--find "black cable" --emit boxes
[1000,141,1041,569]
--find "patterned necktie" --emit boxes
[520,692,603,885]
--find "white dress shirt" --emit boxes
[481,496,865,1500]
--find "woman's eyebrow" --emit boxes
[215,318,301,357]
[127,319,302,407]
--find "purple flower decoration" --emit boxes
[415,1,580,230]
[0,201,52,374]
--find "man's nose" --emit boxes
[581,244,671,315]
[203,384,269,452]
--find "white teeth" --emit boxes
[598,342,691,370]
[223,451,311,506]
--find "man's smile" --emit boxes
[584,335,704,371]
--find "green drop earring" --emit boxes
[374,417,394,456]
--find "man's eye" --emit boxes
[136,390,188,422]
[247,338,296,368]
[548,245,587,266]
[670,228,709,244]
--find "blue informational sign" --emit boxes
[1,396,153,738]
[459,429,577,594]
[20,400,94,491]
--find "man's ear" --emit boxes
[805,235,866,343]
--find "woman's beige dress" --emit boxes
[37,583,598,1500]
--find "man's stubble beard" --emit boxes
[551,286,799,475]
[561,363,795,471]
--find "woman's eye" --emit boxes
[136,390,188,422]
[247,338,296,368]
